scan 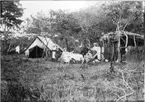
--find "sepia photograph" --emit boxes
[1,0,145,102]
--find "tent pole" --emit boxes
[124,32,128,62]
[124,32,128,48]
[117,32,121,63]
[133,35,137,47]
[110,41,115,73]
[36,46,37,58]
[102,40,105,61]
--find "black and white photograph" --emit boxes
[1,0,145,102]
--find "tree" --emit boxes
[25,10,81,51]
[0,1,24,54]
[104,1,143,62]
[104,1,143,32]
[25,11,52,35]
[50,10,81,51]
[74,8,101,47]
[73,3,117,46]
[143,1,145,48]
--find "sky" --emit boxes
[20,1,105,19]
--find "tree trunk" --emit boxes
[65,38,69,51]
[110,42,115,73]
[144,68,145,101]
[117,36,121,63]
[144,12,145,48]
[102,90,106,102]
[100,46,102,61]
[7,42,12,53]
[143,6,145,101]
[144,31,145,48]
[3,39,9,55]
[2,30,10,55]
[101,41,105,61]
[136,80,139,102]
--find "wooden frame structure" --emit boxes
[100,31,144,62]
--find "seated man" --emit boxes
[91,43,101,60]
[80,47,90,57]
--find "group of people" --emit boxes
[50,42,104,64]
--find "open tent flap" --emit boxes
[29,46,44,58]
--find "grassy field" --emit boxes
[1,54,144,102]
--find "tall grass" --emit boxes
[1,53,144,102]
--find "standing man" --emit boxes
[51,45,57,61]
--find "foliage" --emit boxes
[50,10,82,50]
[0,0,24,54]
[104,1,143,33]
[25,10,81,51]
[1,1,145,102]
[126,46,145,62]
[24,1,144,50]
[0,1,23,33]
[1,36,34,54]
[25,12,51,34]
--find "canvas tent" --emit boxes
[25,36,63,58]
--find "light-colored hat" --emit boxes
[52,45,57,50]
[93,43,97,45]
[93,43,98,46]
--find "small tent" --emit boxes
[8,45,20,54]
[25,36,63,58]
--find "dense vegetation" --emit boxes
[1,51,145,102]
[24,1,144,50]
[1,1,145,102]
[0,0,24,53]
[1,1,144,53]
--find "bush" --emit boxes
[1,54,144,102]
[126,46,145,62]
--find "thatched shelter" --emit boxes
[100,31,144,62]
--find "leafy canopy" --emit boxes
[0,1,23,31]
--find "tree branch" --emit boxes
[123,22,128,31]
[112,67,134,101]
[133,35,137,47]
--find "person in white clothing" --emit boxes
[15,46,20,54]
[51,45,57,61]
[91,43,101,60]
